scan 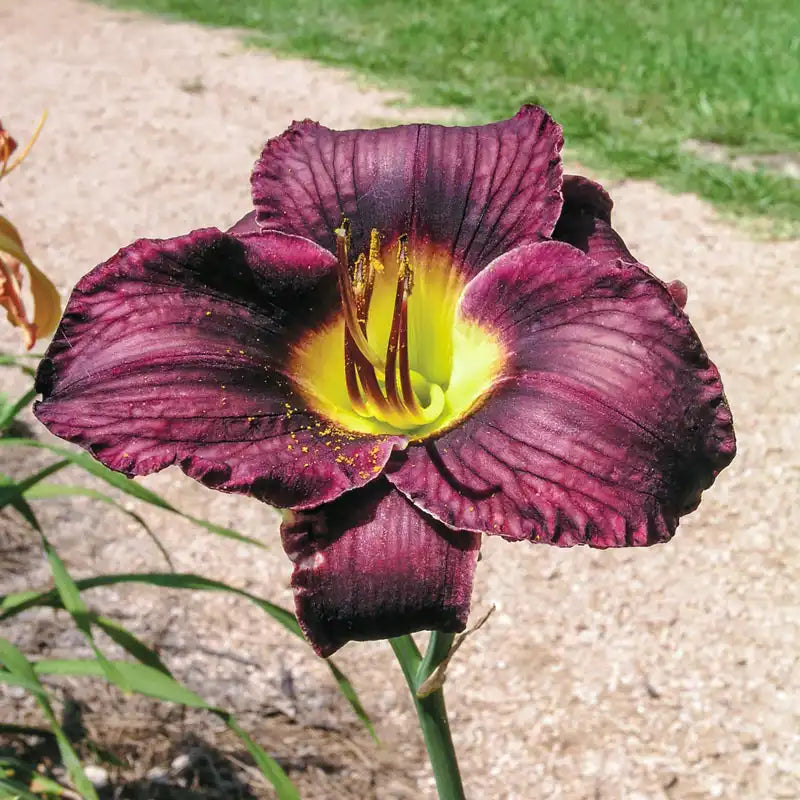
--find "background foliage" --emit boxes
[102,0,800,232]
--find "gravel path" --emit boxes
[2,1,798,798]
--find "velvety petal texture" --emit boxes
[388,241,735,547]
[252,105,563,277]
[35,228,406,509]
[281,479,481,656]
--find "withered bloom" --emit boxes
[35,107,735,655]
[1,115,61,349]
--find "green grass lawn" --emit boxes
[103,0,799,232]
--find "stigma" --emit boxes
[334,220,445,430]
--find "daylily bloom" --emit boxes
[34,106,735,656]
[1,115,61,349]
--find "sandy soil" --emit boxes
[1,0,799,798]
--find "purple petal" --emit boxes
[251,105,563,277]
[35,228,406,509]
[555,175,694,310]
[226,211,259,236]
[388,241,735,547]
[552,174,638,265]
[666,279,688,309]
[281,479,480,657]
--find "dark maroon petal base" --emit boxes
[388,241,735,547]
[35,228,405,509]
[251,105,564,277]
[281,480,481,657]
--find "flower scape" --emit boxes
[34,106,735,656]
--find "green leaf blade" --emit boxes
[31,658,300,799]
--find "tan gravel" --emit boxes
[2,1,799,798]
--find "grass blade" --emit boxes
[0,438,267,549]
[0,473,42,531]
[32,659,300,800]
[0,669,49,697]
[22,482,174,570]
[0,460,70,508]
[0,352,44,362]
[1,572,299,635]
[29,772,71,797]
[0,572,374,735]
[90,613,171,675]
[0,757,71,797]
[0,722,55,738]
[0,387,37,433]
[0,353,38,378]
[38,537,132,694]
[0,461,71,532]
[0,639,99,800]
[34,658,202,704]
[0,775,42,800]
[223,714,300,799]
[326,659,377,742]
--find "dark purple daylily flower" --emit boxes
[34,106,735,656]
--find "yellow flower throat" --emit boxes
[291,221,504,438]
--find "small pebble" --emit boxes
[83,765,109,789]
[146,766,168,783]
[171,753,192,773]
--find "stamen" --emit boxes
[336,225,445,429]
[344,334,368,415]
[353,339,392,414]
[369,229,384,274]
[384,236,410,412]
[352,252,375,327]
[362,253,376,311]
[352,252,366,290]
[334,221,384,370]
[398,291,422,415]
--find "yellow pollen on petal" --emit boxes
[290,223,505,438]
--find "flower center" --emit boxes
[290,222,505,438]
[335,220,446,430]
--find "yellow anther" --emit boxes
[353,252,366,281]
[336,224,443,430]
[352,252,368,297]
[369,229,384,273]
[334,217,352,245]
[334,221,384,370]
[397,234,414,293]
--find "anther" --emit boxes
[369,229,384,274]
[338,225,442,428]
[334,220,384,370]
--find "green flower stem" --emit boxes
[390,632,466,800]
